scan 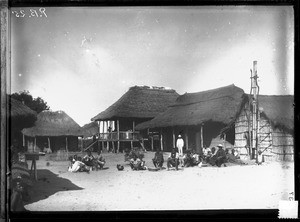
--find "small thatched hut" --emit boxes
[136,84,245,152]
[22,110,84,153]
[9,97,37,146]
[233,94,294,161]
[82,121,99,138]
[91,85,179,152]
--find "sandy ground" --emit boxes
[23,151,295,211]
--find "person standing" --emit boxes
[176,134,184,157]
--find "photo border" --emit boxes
[1,0,299,221]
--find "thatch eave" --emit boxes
[91,86,179,121]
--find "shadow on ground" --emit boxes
[24,169,83,205]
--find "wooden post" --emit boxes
[82,137,84,152]
[172,128,175,148]
[117,120,120,153]
[34,137,36,152]
[159,129,163,151]
[185,128,189,151]
[106,121,109,151]
[22,134,25,146]
[48,137,51,149]
[65,137,69,158]
[133,120,135,132]
[102,121,105,151]
[200,124,204,149]
[151,130,154,151]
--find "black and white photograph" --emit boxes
[2,3,296,216]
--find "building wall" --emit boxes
[234,104,294,162]
[26,136,80,153]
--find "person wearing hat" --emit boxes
[215,144,227,167]
[176,134,184,157]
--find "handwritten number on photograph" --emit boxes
[12,8,47,18]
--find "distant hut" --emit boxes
[22,110,84,153]
[91,85,179,152]
[136,84,245,153]
[233,95,294,161]
[82,121,100,151]
[9,97,37,146]
[82,121,99,138]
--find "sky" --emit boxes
[10,6,294,126]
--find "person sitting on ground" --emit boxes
[209,146,218,166]
[129,156,147,171]
[215,144,227,167]
[68,156,90,173]
[10,178,27,211]
[202,146,211,163]
[257,150,263,165]
[167,148,179,170]
[182,149,193,167]
[82,150,95,170]
[152,149,164,168]
[95,150,106,170]
[226,149,247,165]
[191,150,202,166]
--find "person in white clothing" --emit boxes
[176,134,184,157]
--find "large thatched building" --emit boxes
[233,94,294,161]
[91,85,179,152]
[136,84,245,152]
[136,84,294,162]
[22,110,84,153]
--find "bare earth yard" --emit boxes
[24,151,294,211]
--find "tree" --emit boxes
[10,90,50,113]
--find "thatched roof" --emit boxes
[9,98,37,119]
[136,84,245,129]
[22,110,84,137]
[91,86,179,121]
[257,95,294,131]
[82,121,99,138]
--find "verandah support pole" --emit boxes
[185,127,189,151]
[200,124,204,149]
[66,137,69,158]
[23,134,25,146]
[160,128,163,151]
[48,137,51,150]
[101,121,104,151]
[172,128,175,148]
[117,120,120,153]
[34,137,36,152]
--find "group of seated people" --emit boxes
[72,144,248,173]
[202,144,248,166]
[68,150,106,173]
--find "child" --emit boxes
[95,150,106,170]
[257,150,263,165]
[152,149,164,168]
